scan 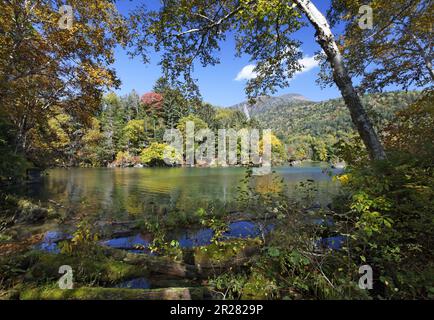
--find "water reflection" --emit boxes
[36,221,273,254]
[16,165,340,222]
[115,278,151,289]
[102,221,274,253]
[34,231,71,253]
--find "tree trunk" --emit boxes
[411,34,434,82]
[423,55,434,82]
[294,0,386,160]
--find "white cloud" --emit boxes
[296,55,319,75]
[234,64,258,81]
[234,55,319,81]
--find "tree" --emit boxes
[141,92,164,118]
[177,115,209,162]
[122,119,147,153]
[99,92,128,160]
[383,91,434,161]
[196,103,217,128]
[80,118,107,167]
[130,0,386,160]
[43,110,75,166]
[259,133,288,164]
[177,115,208,138]
[214,108,248,130]
[0,0,126,165]
[0,114,29,179]
[326,0,433,92]
[124,90,142,120]
[140,142,181,166]
[153,78,192,127]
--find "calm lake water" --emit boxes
[16,164,341,222]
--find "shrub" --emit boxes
[330,93,434,298]
[111,151,141,167]
[140,142,181,167]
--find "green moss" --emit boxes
[20,285,207,300]
[25,251,148,285]
[194,238,261,268]
[0,233,12,242]
[16,199,48,223]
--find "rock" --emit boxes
[289,160,302,167]
[331,161,346,169]
[16,200,48,224]
[192,238,261,274]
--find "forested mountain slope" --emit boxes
[232,91,421,161]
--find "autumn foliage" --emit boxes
[141,92,164,116]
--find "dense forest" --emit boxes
[0,82,421,178]
[253,91,421,161]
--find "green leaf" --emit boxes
[267,247,281,257]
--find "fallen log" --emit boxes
[103,238,261,278]
[23,238,261,285]
[20,286,210,300]
[24,251,150,285]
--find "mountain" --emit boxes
[229,91,420,137]
[227,91,421,161]
[229,93,311,119]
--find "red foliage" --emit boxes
[141,92,164,114]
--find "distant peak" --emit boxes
[278,93,311,101]
[229,93,311,116]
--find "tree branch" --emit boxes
[169,1,256,39]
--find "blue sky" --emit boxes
[112,0,341,106]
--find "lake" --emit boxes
[3,164,344,290]
[15,164,341,224]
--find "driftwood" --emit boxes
[121,252,200,278]
[11,238,261,300]
[48,199,66,209]
[103,239,261,279]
